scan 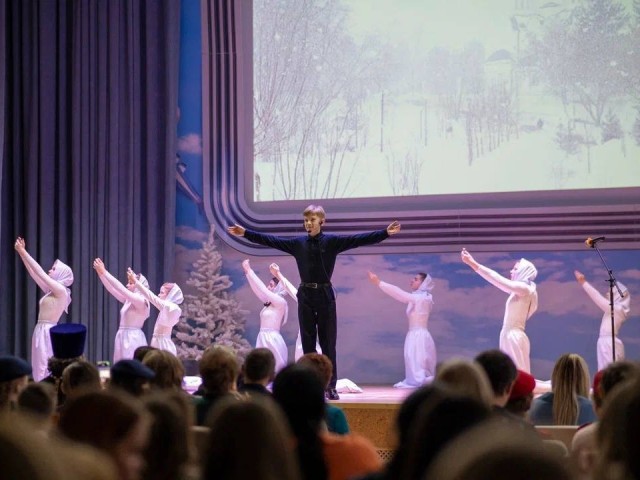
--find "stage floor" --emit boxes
[331,385,414,405]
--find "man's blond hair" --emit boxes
[303,204,326,220]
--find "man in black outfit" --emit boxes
[228,204,401,399]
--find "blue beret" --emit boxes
[50,323,87,359]
[0,355,32,382]
[111,359,155,380]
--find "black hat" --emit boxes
[50,323,87,359]
[111,359,155,380]
[0,355,32,382]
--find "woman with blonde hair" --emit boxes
[529,353,596,425]
[435,358,494,408]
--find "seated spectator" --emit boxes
[273,364,382,480]
[297,353,350,434]
[505,370,536,419]
[203,395,301,480]
[109,359,155,397]
[0,355,31,411]
[435,358,494,407]
[133,346,158,363]
[17,382,57,433]
[239,348,275,397]
[60,360,101,402]
[194,345,242,425]
[425,420,573,480]
[142,350,185,392]
[529,353,596,425]
[58,389,150,480]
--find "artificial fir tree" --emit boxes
[174,227,251,362]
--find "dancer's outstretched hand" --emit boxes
[269,263,281,278]
[368,271,381,286]
[93,258,106,275]
[387,221,401,235]
[126,268,137,285]
[574,270,585,285]
[460,248,477,267]
[242,259,251,273]
[14,237,26,253]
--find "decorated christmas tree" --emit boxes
[174,226,251,362]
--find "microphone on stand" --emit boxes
[584,236,605,248]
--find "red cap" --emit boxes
[510,370,536,399]
[592,370,604,395]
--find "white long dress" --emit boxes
[245,269,289,372]
[475,259,538,373]
[136,281,183,356]
[98,270,150,363]
[18,254,73,381]
[276,271,322,360]
[378,276,436,388]
[580,280,631,370]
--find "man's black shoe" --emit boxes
[326,388,340,400]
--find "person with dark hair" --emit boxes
[368,270,436,388]
[297,353,350,434]
[17,382,57,433]
[194,345,242,425]
[60,360,101,402]
[273,364,381,480]
[0,355,31,411]
[462,249,538,373]
[475,349,518,409]
[109,359,156,397]
[94,259,150,363]
[134,346,158,363]
[142,350,185,392]
[15,237,74,381]
[242,259,289,372]
[229,205,401,400]
[239,348,275,397]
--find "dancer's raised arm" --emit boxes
[461,248,533,296]
[369,271,414,303]
[243,259,285,307]
[94,259,147,308]
[15,237,67,297]
[270,263,298,300]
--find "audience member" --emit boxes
[0,355,31,411]
[203,395,301,480]
[17,381,57,433]
[194,345,242,425]
[239,347,275,397]
[297,353,350,434]
[61,360,102,402]
[435,358,494,407]
[142,349,185,391]
[529,353,596,425]
[273,364,381,480]
[475,350,517,410]
[505,370,536,419]
[134,346,158,363]
[109,359,155,397]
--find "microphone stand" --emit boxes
[590,241,624,364]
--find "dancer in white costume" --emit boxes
[93,258,150,363]
[14,237,74,381]
[127,268,183,356]
[461,248,538,374]
[574,270,631,370]
[269,263,322,361]
[243,259,289,372]
[368,271,437,388]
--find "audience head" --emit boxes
[474,350,517,406]
[204,396,301,480]
[243,348,276,384]
[110,360,155,397]
[505,370,536,418]
[61,360,101,400]
[595,373,640,480]
[435,358,494,407]
[58,390,150,480]
[591,369,605,412]
[426,420,572,480]
[199,346,240,396]
[297,353,333,389]
[133,346,157,363]
[17,382,57,429]
[273,364,327,480]
[47,323,87,378]
[551,353,590,425]
[0,355,31,410]
[142,350,185,391]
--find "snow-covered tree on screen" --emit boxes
[174,227,251,361]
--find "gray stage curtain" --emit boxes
[0,0,180,363]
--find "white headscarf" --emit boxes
[135,274,150,294]
[611,281,631,317]
[413,273,435,301]
[165,283,184,305]
[48,259,73,313]
[513,258,538,317]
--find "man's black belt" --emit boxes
[299,282,331,289]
